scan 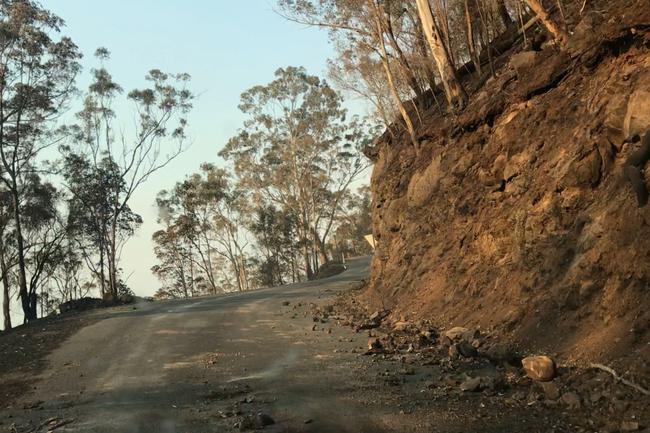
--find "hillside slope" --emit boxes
[363,2,650,373]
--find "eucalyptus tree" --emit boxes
[250,205,299,286]
[60,149,141,297]
[0,0,81,321]
[151,223,194,299]
[277,0,422,145]
[49,238,86,303]
[20,173,68,320]
[67,48,192,300]
[0,186,13,329]
[153,164,252,294]
[220,67,368,279]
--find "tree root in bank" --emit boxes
[590,363,650,396]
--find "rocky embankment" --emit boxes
[363,1,650,376]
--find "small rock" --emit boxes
[460,377,483,392]
[238,412,276,430]
[560,392,581,410]
[420,329,437,341]
[621,421,640,432]
[540,381,560,401]
[481,373,506,391]
[356,321,379,331]
[624,87,650,138]
[510,51,539,77]
[448,344,460,359]
[282,301,290,306]
[393,321,410,332]
[368,338,383,350]
[457,341,478,358]
[522,356,556,382]
[257,413,275,427]
[443,326,469,341]
[485,343,520,365]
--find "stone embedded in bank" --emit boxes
[522,355,556,382]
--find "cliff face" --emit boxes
[364,7,650,366]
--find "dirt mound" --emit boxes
[362,2,650,378]
[59,297,105,313]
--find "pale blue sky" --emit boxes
[43,0,369,296]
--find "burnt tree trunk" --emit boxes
[465,0,482,75]
[416,0,468,110]
[497,0,514,27]
[524,0,568,47]
[1,245,11,331]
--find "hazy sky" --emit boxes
[43,0,366,297]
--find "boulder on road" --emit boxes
[484,343,521,365]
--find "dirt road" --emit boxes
[2,257,573,432]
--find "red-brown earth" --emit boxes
[362,0,650,380]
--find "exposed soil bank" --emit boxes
[363,1,650,379]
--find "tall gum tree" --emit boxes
[220,67,368,280]
[66,49,192,300]
[0,0,81,322]
[152,164,254,295]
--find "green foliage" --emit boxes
[0,0,81,322]
[63,47,193,300]
[152,164,251,296]
[333,185,373,256]
[250,205,299,286]
[220,66,370,280]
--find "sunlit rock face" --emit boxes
[362,22,650,364]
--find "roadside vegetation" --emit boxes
[0,0,373,328]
